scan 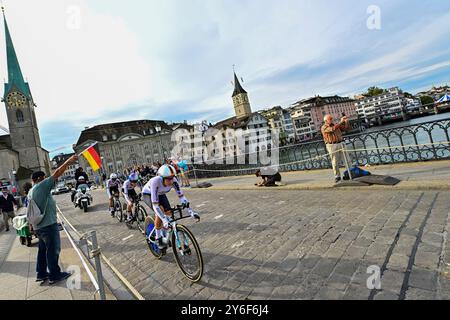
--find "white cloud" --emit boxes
[0,0,151,130]
[1,0,449,151]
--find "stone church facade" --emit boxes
[0,9,50,189]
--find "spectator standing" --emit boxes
[102,172,107,189]
[0,187,18,232]
[321,114,351,183]
[30,155,78,284]
[178,159,191,187]
[22,182,33,208]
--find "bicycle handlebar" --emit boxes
[169,204,200,223]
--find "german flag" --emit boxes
[80,143,102,172]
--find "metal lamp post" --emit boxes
[155,125,165,162]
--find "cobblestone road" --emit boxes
[56,188,450,300]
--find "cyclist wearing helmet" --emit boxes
[106,173,122,216]
[142,164,199,250]
[122,172,140,222]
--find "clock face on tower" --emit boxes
[6,91,27,108]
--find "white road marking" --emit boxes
[214,215,224,220]
[196,204,206,208]
[276,201,286,205]
[232,240,245,249]
[122,235,134,241]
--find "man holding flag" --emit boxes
[30,154,79,284]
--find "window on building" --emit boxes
[112,134,117,140]
[103,135,108,141]
[16,110,24,123]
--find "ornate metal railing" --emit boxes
[192,118,450,178]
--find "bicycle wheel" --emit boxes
[138,206,148,222]
[115,200,123,222]
[145,216,163,259]
[171,224,203,283]
[135,206,147,234]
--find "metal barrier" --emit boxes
[191,118,450,178]
[57,210,107,300]
[57,206,145,301]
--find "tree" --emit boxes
[365,86,386,97]
[404,92,414,98]
[420,96,434,108]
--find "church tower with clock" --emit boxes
[232,72,252,120]
[1,8,50,176]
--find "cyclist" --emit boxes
[122,172,140,222]
[142,164,199,250]
[106,173,122,216]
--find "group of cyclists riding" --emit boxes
[104,164,199,250]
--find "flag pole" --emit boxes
[78,142,99,157]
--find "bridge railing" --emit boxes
[191,118,450,179]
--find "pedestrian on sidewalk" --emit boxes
[30,154,78,285]
[321,114,350,183]
[102,172,107,189]
[0,187,18,232]
[22,182,33,208]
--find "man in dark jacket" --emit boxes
[75,167,89,182]
[0,187,18,232]
[72,167,89,202]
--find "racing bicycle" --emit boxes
[125,193,148,234]
[145,204,203,283]
[112,191,124,222]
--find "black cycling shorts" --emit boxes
[109,186,119,195]
[126,189,138,202]
[143,193,171,212]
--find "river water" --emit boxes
[351,113,450,151]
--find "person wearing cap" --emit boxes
[0,186,18,232]
[30,154,78,284]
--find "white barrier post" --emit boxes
[89,231,106,300]
[342,143,353,180]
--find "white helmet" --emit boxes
[110,173,118,180]
[78,176,85,181]
[157,165,177,179]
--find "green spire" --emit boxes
[3,7,31,99]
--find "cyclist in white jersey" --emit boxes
[106,173,122,216]
[142,164,199,249]
[123,172,139,222]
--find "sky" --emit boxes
[0,0,449,157]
